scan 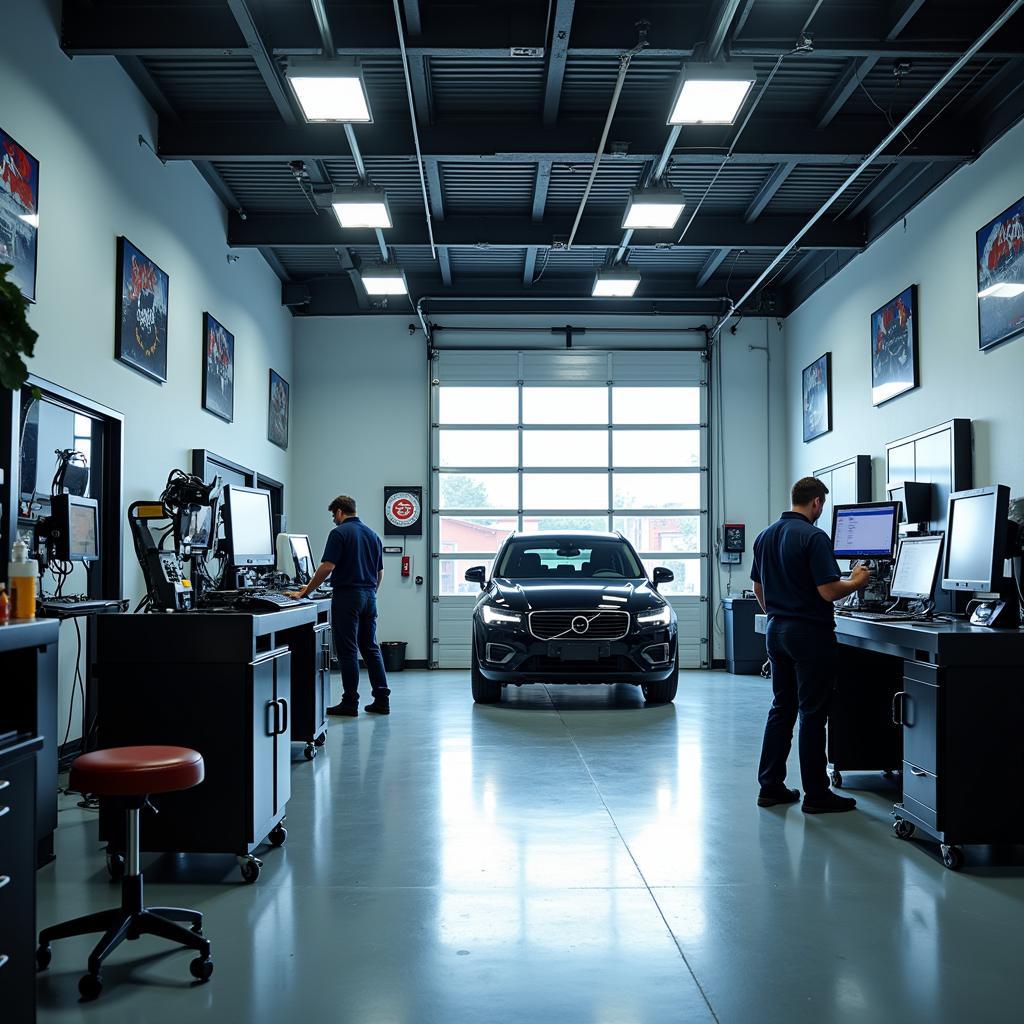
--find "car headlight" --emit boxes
[482,604,522,625]
[637,605,671,626]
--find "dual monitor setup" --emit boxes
[830,484,1021,626]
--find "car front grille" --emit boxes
[528,610,630,641]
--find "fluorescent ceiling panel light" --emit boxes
[285,60,372,123]
[668,63,755,125]
[332,188,392,229]
[978,282,1024,298]
[361,267,408,295]
[622,189,686,230]
[592,269,641,297]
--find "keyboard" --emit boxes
[39,598,126,616]
[199,590,308,612]
[841,610,932,623]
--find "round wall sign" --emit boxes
[385,491,421,528]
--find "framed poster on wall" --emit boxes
[801,352,832,443]
[870,285,918,406]
[384,487,423,536]
[0,126,40,301]
[268,369,289,449]
[115,236,169,383]
[977,194,1024,351]
[202,312,234,422]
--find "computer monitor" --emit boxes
[47,494,99,562]
[887,481,931,524]
[276,532,316,581]
[180,505,215,551]
[890,534,944,601]
[831,502,900,560]
[941,485,1010,592]
[222,486,275,567]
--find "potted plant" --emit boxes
[0,262,38,390]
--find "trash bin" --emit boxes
[381,641,407,672]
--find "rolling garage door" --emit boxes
[430,349,709,670]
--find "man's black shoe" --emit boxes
[802,791,857,814]
[327,703,358,717]
[364,700,390,715]
[757,786,800,807]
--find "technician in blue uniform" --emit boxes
[291,495,391,716]
[750,476,869,814]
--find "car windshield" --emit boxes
[495,538,643,580]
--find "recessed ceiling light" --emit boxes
[668,62,756,125]
[332,187,392,229]
[592,268,641,297]
[361,266,408,295]
[622,188,686,230]
[285,60,372,123]
[978,282,1024,298]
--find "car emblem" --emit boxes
[571,615,590,634]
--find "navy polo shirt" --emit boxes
[750,512,842,627]
[322,517,384,589]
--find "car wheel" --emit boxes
[642,657,678,704]
[471,645,503,704]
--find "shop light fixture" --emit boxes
[622,188,686,230]
[978,282,1024,299]
[668,62,756,125]
[332,187,393,229]
[592,268,641,297]
[361,266,408,295]
[285,59,372,123]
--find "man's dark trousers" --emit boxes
[333,588,390,705]
[758,618,837,798]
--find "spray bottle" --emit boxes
[9,539,38,620]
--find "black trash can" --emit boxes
[381,641,407,672]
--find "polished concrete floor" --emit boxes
[36,670,1024,1023]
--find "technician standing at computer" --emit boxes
[290,495,391,716]
[751,477,870,814]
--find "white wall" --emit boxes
[291,313,786,664]
[784,115,1024,495]
[2,0,293,739]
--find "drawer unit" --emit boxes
[902,761,937,814]
[897,667,939,776]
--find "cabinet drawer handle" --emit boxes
[891,691,906,726]
[0,779,9,792]
[0,954,8,971]
[0,875,10,890]
[0,806,9,819]
[266,700,279,737]
[277,698,289,735]
[250,646,290,668]
[908,767,929,778]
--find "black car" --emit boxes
[465,531,679,705]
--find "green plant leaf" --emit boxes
[0,262,39,391]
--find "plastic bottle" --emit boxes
[0,584,9,625]
[9,539,38,620]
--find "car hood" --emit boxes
[488,578,667,613]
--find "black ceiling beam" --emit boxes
[60,5,1024,62]
[543,0,575,127]
[696,248,731,288]
[158,119,972,164]
[744,161,796,222]
[815,0,926,129]
[226,0,299,124]
[402,0,422,37]
[704,0,744,62]
[229,212,865,250]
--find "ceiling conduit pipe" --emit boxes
[715,0,1024,336]
[566,23,649,250]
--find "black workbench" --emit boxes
[0,619,59,867]
[95,606,320,882]
[756,613,1024,868]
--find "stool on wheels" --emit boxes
[36,746,213,1000]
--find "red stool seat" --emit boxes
[71,746,204,797]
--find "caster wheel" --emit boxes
[315,733,327,747]
[189,956,214,982]
[240,858,262,884]
[79,973,103,1000]
[893,819,916,840]
[269,825,288,848]
[830,771,843,789]
[941,845,964,871]
[106,852,125,881]
[304,743,316,760]
[35,944,52,971]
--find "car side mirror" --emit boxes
[652,567,674,589]
[464,566,487,589]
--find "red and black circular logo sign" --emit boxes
[385,489,422,533]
